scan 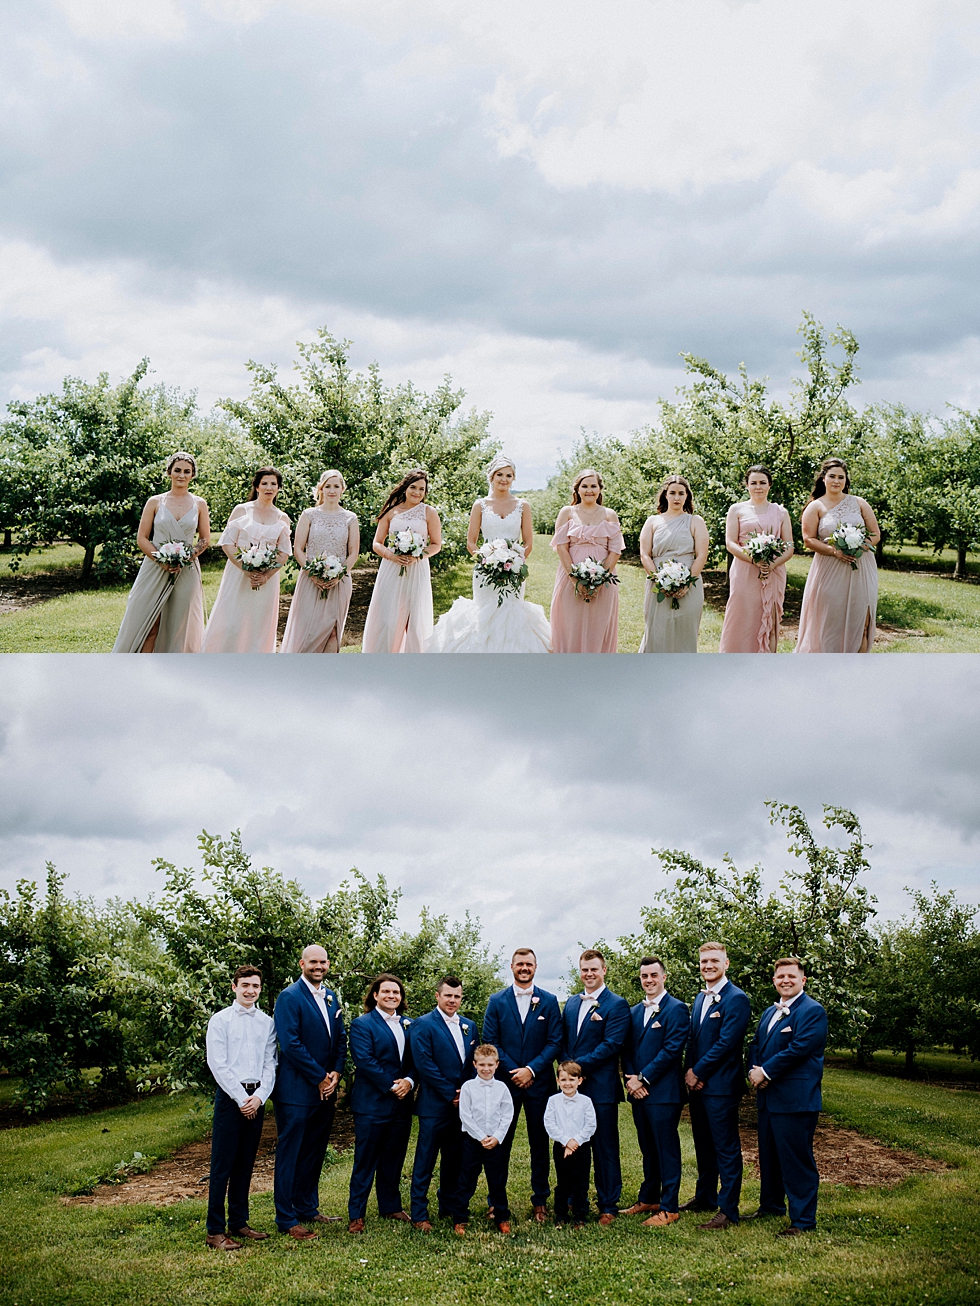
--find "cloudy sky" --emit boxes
[1,655,977,992]
[2,1,979,485]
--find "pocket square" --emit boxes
[709,1011,721,1018]
[590,1012,603,1022]
[782,1026,792,1033]
[537,1015,545,1020]
[651,1020,662,1028]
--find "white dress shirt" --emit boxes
[439,1008,465,1060]
[513,983,534,1024]
[206,1002,277,1107]
[302,976,332,1032]
[766,990,802,1033]
[544,1090,597,1147]
[576,984,606,1032]
[379,1009,414,1088]
[642,991,666,1025]
[699,976,729,1023]
[459,1074,514,1143]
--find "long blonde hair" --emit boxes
[314,469,347,504]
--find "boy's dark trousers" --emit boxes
[553,1140,592,1222]
[451,1133,511,1226]
[207,1089,265,1235]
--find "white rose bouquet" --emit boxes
[827,522,868,570]
[473,538,528,606]
[569,557,619,603]
[742,532,786,567]
[303,554,348,598]
[237,541,282,573]
[152,541,195,570]
[650,558,695,610]
[386,529,427,576]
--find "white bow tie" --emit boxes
[643,998,661,1009]
[236,1007,257,1016]
[774,1002,791,1017]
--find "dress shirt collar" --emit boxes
[513,983,534,998]
[302,976,326,999]
[774,991,802,1013]
[703,976,729,997]
[642,990,666,1007]
[582,984,606,1004]
[439,1009,461,1025]
[559,1091,580,1104]
[380,1009,402,1024]
[474,1075,497,1088]
[233,1001,258,1016]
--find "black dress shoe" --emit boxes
[778,1225,813,1237]
[679,1200,717,1213]
[742,1209,782,1221]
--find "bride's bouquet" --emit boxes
[387,529,427,576]
[153,541,195,570]
[569,557,619,603]
[237,541,282,573]
[473,538,528,606]
[651,558,695,609]
[827,522,868,570]
[303,554,348,599]
[742,532,786,567]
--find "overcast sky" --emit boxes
[2,1,979,485]
[1,655,977,993]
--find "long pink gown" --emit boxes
[549,515,626,653]
[795,495,878,653]
[201,508,292,654]
[280,507,357,653]
[719,502,789,653]
[361,501,434,653]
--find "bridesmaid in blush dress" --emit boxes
[549,468,625,653]
[719,465,794,653]
[795,457,880,653]
[362,469,442,653]
[112,451,210,653]
[201,466,292,654]
[638,475,709,653]
[281,469,360,653]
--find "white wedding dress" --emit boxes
[427,501,552,653]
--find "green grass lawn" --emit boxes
[3,538,980,652]
[1,1067,977,1306]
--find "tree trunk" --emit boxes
[725,548,732,599]
[905,1039,916,1073]
[2,529,10,548]
[81,543,96,583]
[954,545,967,579]
[875,533,885,566]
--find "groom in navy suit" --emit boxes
[272,945,347,1238]
[560,949,631,1224]
[682,941,751,1229]
[621,956,690,1226]
[408,975,480,1231]
[745,957,828,1235]
[482,947,563,1222]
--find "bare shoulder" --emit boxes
[604,507,620,522]
[555,504,573,523]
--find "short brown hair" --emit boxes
[558,1060,583,1079]
[773,956,805,975]
[474,1044,500,1061]
[580,949,605,965]
[437,975,463,992]
[699,942,727,955]
[232,965,262,984]
[639,956,665,973]
[363,972,407,1013]
[512,947,536,961]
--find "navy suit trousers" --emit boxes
[410,1111,463,1223]
[499,1092,552,1205]
[348,1114,412,1221]
[553,1141,592,1222]
[580,1101,622,1214]
[451,1134,511,1225]
[757,1103,820,1228]
[207,1089,265,1235]
[631,1100,683,1212]
[273,1096,337,1230]
[688,1093,743,1221]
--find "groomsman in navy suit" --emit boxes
[482,947,563,1222]
[272,945,347,1238]
[621,956,690,1228]
[346,973,416,1232]
[560,949,631,1224]
[745,957,828,1235]
[682,941,751,1229]
[409,975,480,1231]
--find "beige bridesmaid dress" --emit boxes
[280,507,357,653]
[112,495,206,653]
[201,508,292,654]
[361,501,434,653]
[638,514,703,654]
[795,495,877,653]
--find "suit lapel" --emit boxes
[372,1007,400,1057]
[434,1011,464,1061]
[504,986,524,1045]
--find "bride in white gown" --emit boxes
[428,455,552,653]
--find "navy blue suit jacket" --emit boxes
[686,981,751,1098]
[273,979,347,1107]
[748,992,827,1114]
[408,1008,480,1118]
[349,1009,416,1121]
[622,992,690,1105]
[482,985,562,1099]
[561,987,631,1105]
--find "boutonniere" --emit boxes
[402,1018,412,1028]
[461,1023,470,1035]
[531,995,540,1007]
[326,993,334,1005]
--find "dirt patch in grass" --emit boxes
[0,566,87,614]
[64,1111,356,1208]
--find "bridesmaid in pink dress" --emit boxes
[719,465,794,653]
[550,468,626,653]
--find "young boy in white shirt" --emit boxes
[451,1044,515,1234]
[544,1060,597,1228]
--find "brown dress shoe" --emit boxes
[777,1225,812,1237]
[413,1220,433,1233]
[573,1221,586,1231]
[454,1223,467,1237]
[205,1234,241,1251]
[620,1202,660,1216]
[642,1211,680,1227]
[497,1222,512,1235]
[286,1224,317,1240]
[309,1213,342,1223]
[679,1199,716,1212]
[348,1219,365,1233]
[233,1226,269,1240]
[383,1211,412,1222]
[532,1205,547,1224]
[698,1212,735,1230]
[598,1212,616,1226]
